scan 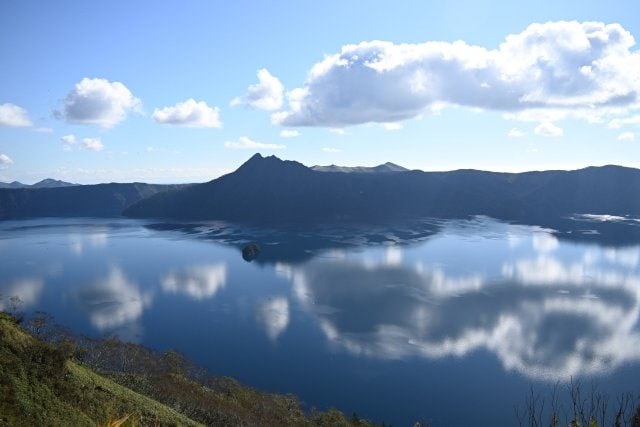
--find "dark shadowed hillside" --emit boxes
[123,154,640,223]
[0,183,185,219]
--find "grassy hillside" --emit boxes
[0,312,376,426]
[0,312,200,426]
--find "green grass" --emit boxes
[0,312,201,426]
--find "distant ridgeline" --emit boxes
[0,183,186,219]
[1,154,640,223]
[124,154,640,223]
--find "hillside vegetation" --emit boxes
[0,312,376,426]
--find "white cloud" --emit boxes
[161,264,226,300]
[618,131,635,141]
[257,297,290,341]
[0,153,14,166]
[532,232,559,253]
[322,147,342,153]
[0,278,43,311]
[534,122,564,137]
[508,128,526,138]
[381,122,403,131]
[0,103,32,127]
[224,136,285,150]
[279,129,300,138]
[152,98,222,128]
[33,127,53,133]
[77,267,152,330]
[329,128,345,135]
[231,68,284,111]
[58,78,141,128]
[607,115,640,129]
[82,137,104,151]
[61,134,103,152]
[272,21,640,128]
[61,134,77,145]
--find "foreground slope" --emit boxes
[0,312,200,426]
[0,312,376,426]
[125,154,640,222]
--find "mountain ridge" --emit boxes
[0,183,185,219]
[0,178,78,189]
[123,154,640,223]
[311,162,409,173]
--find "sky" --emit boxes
[1,0,640,184]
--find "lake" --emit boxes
[1,216,639,426]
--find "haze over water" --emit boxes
[1,216,639,425]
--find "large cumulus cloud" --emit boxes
[273,21,640,127]
[57,78,142,128]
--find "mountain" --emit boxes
[0,183,185,219]
[312,162,409,173]
[124,154,640,223]
[0,178,77,189]
[0,181,28,189]
[32,178,78,188]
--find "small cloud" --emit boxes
[329,128,345,135]
[224,136,285,150]
[322,147,342,153]
[33,127,53,133]
[62,134,77,151]
[57,77,141,128]
[381,122,403,131]
[61,134,77,145]
[279,129,300,138]
[508,128,526,138]
[618,132,635,142]
[534,122,564,137]
[257,297,290,341]
[0,153,14,165]
[231,68,284,111]
[153,98,222,128]
[82,137,104,151]
[0,103,33,127]
[607,115,640,129]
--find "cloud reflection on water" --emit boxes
[76,267,152,334]
[0,278,44,311]
[282,236,640,381]
[257,297,290,341]
[161,264,227,300]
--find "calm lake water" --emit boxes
[1,216,639,425]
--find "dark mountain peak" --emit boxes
[0,181,27,189]
[32,178,77,188]
[375,162,409,172]
[246,152,265,163]
[234,153,309,175]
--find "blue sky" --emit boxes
[1,0,640,183]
